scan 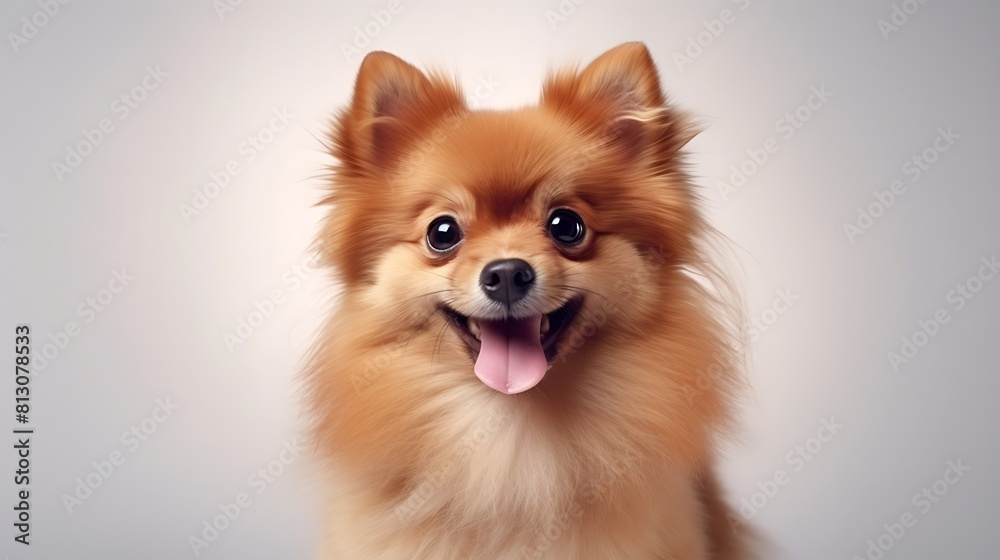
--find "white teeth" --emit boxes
[540,315,550,337]
[468,318,481,340]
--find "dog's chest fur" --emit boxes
[322,398,711,559]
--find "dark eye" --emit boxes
[547,209,585,246]
[427,216,463,252]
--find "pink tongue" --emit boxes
[474,315,548,394]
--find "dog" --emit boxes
[307,42,755,559]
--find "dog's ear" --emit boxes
[335,51,464,175]
[542,42,696,157]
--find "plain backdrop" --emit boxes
[2,0,998,558]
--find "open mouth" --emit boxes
[439,297,583,394]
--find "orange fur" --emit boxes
[307,42,756,559]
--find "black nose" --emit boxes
[480,258,536,307]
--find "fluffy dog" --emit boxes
[307,42,754,559]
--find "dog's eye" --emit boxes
[547,209,585,246]
[427,216,463,252]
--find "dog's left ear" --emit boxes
[542,42,695,157]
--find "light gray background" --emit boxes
[2,0,998,558]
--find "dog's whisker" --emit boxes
[400,308,440,362]
[380,289,456,315]
[424,270,456,282]
[431,320,450,365]
[553,284,643,326]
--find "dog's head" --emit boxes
[313,43,744,474]
[317,43,728,398]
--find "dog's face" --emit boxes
[364,109,687,396]
[313,44,736,472]
[319,43,709,397]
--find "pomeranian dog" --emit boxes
[307,42,755,559]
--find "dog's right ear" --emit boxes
[334,51,464,175]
